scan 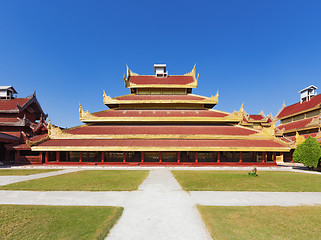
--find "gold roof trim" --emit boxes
[253,120,276,138]
[79,104,96,122]
[48,119,70,139]
[103,91,113,105]
[123,65,139,87]
[295,132,306,146]
[33,133,284,140]
[32,145,291,152]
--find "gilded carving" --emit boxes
[208,90,219,103]
[79,104,95,121]
[103,91,113,104]
[253,120,276,138]
[295,132,306,146]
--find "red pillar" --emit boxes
[273,152,276,163]
[195,152,198,163]
[66,152,69,161]
[217,151,220,163]
[101,151,105,163]
[262,152,265,163]
[177,151,181,163]
[79,152,82,163]
[106,151,109,162]
[123,152,126,163]
[56,151,60,163]
[40,151,44,164]
[159,152,162,163]
[141,151,144,163]
[239,152,242,163]
[45,151,49,164]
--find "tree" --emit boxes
[293,136,321,169]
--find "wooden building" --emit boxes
[0,86,47,164]
[275,85,321,161]
[31,65,290,165]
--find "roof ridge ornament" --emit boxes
[124,65,139,87]
[79,104,95,121]
[103,90,113,104]
[253,120,277,138]
[295,132,306,146]
[208,90,219,103]
[184,64,199,86]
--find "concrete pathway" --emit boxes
[0,168,82,186]
[107,169,212,240]
[190,191,321,206]
[1,167,321,239]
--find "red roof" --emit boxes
[0,118,20,123]
[129,75,194,86]
[276,117,318,132]
[36,138,285,149]
[114,94,206,101]
[277,94,321,119]
[0,131,21,138]
[286,132,319,142]
[66,125,258,136]
[0,98,30,111]
[249,115,264,121]
[94,109,229,118]
[29,133,48,142]
[0,132,20,142]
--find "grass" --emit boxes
[0,169,60,176]
[0,170,149,191]
[172,170,321,191]
[0,204,123,240]
[198,205,321,240]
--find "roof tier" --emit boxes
[277,94,321,119]
[33,138,288,152]
[276,116,320,133]
[65,125,259,137]
[79,108,242,123]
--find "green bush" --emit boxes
[293,136,321,169]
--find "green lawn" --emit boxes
[0,170,149,191]
[198,205,321,240]
[0,204,123,240]
[172,170,321,191]
[0,169,60,176]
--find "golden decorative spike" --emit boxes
[209,90,219,103]
[103,91,113,104]
[295,132,306,146]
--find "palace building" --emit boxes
[29,64,290,165]
[0,86,47,163]
[275,85,321,161]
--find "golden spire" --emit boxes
[209,90,219,103]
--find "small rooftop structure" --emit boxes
[154,64,168,78]
[299,85,317,103]
[0,86,18,99]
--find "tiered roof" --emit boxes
[32,65,290,153]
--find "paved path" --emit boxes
[0,168,82,186]
[190,191,321,206]
[1,167,321,239]
[107,169,212,240]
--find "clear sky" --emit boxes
[0,0,321,128]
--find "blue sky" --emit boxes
[0,0,321,128]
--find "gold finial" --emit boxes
[295,132,305,146]
[184,64,196,77]
[79,104,84,119]
[103,90,113,104]
[282,101,286,108]
[210,90,219,103]
[239,103,244,113]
